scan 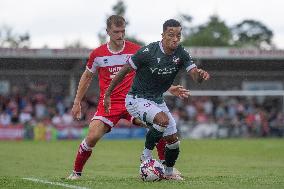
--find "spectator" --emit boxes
[0,110,11,126]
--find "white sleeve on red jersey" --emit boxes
[86,50,98,73]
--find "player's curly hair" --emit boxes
[107,15,126,29]
[163,19,181,32]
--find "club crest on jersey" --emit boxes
[103,59,108,64]
[172,56,180,64]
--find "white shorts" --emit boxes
[125,94,177,137]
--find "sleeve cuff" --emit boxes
[86,66,95,73]
[186,64,197,72]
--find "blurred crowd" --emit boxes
[0,91,96,127]
[1,89,284,138]
[166,95,284,138]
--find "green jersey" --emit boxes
[128,41,196,104]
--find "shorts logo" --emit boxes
[144,103,151,107]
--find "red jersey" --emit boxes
[87,41,140,115]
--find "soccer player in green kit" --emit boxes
[104,19,210,180]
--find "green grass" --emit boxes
[0,139,284,189]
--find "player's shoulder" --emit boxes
[90,43,110,57]
[177,45,194,64]
[125,40,141,49]
[147,41,160,50]
[177,45,191,56]
[138,41,159,54]
[124,40,141,53]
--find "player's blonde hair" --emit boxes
[107,15,126,29]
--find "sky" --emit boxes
[0,0,283,49]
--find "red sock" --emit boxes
[156,138,166,161]
[74,140,92,173]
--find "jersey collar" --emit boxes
[107,40,125,54]
[159,41,165,54]
[159,41,177,55]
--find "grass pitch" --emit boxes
[0,139,283,189]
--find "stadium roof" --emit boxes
[1,47,284,60]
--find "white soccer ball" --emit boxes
[139,159,165,181]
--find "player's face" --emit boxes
[107,24,126,47]
[162,27,182,52]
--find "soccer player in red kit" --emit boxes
[68,15,189,179]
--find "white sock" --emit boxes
[165,166,173,176]
[159,159,165,164]
[80,139,92,151]
[142,148,152,159]
[152,124,166,132]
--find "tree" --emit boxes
[178,14,193,38]
[231,20,273,49]
[182,15,232,47]
[98,0,145,45]
[98,0,127,44]
[112,0,126,19]
[98,29,107,45]
[0,25,30,48]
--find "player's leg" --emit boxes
[161,110,183,180]
[68,119,109,180]
[156,138,166,163]
[143,111,168,159]
[132,117,166,162]
[140,119,181,177]
[125,95,166,160]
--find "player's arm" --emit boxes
[103,63,134,113]
[189,67,210,83]
[181,47,210,83]
[72,69,93,119]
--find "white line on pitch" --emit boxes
[22,177,89,189]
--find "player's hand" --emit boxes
[103,94,111,114]
[197,69,210,81]
[168,85,191,99]
[71,102,82,120]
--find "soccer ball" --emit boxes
[139,159,165,181]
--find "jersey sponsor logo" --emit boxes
[109,66,122,78]
[150,67,177,75]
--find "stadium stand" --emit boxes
[0,47,283,139]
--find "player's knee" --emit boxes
[85,135,98,148]
[154,112,169,127]
[159,117,169,127]
[166,140,180,149]
[87,120,109,147]
[164,134,179,146]
[86,130,103,147]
